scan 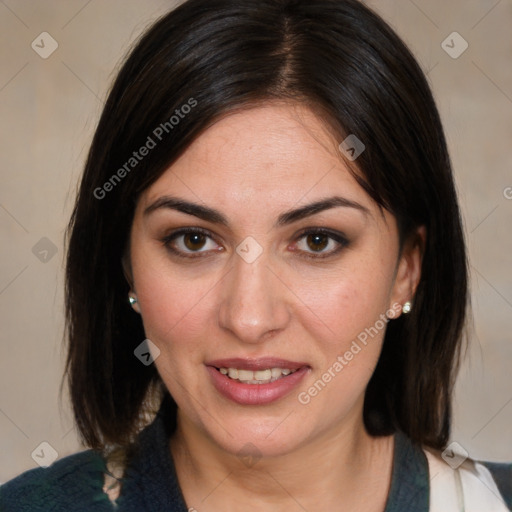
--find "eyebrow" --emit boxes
[143,195,370,227]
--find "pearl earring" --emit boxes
[402,301,412,314]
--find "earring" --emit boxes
[128,294,138,306]
[402,301,412,314]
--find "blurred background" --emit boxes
[1,0,511,483]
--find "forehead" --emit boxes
[147,105,342,189]
[138,103,388,229]
[177,103,342,172]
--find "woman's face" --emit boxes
[128,103,423,458]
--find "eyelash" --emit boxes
[161,227,349,260]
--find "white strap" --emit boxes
[103,459,123,505]
[425,448,510,512]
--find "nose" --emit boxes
[218,249,291,344]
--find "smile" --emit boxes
[206,358,310,405]
[217,367,298,384]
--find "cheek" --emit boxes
[131,255,216,355]
[292,267,392,346]
[295,276,390,417]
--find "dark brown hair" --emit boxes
[63,0,469,455]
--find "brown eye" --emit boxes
[294,229,349,259]
[183,233,207,251]
[306,233,329,252]
[162,228,221,259]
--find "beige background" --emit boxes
[0,0,511,484]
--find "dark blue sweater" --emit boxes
[2,399,511,511]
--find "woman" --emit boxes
[1,0,511,510]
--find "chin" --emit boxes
[203,413,313,461]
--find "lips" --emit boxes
[205,357,310,405]
[206,357,309,372]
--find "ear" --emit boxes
[122,249,134,288]
[389,225,426,317]
[122,249,141,314]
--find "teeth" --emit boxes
[237,369,253,381]
[271,368,282,378]
[254,369,271,380]
[218,367,298,384]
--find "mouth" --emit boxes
[205,358,310,405]
[216,366,299,385]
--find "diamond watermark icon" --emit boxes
[237,442,262,468]
[441,32,468,59]
[236,236,263,264]
[134,339,161,366]
[31,32,59,59]
[32,237,58,263]
[31,441,58,468]
[339,134,365,161]
[441,441,469,469]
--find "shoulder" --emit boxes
[479,460,512,510]
[423,447,512,511]
[0,449,115,512]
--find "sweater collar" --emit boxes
[116,395,188,511]
[118,397,429,512]
[384,429,430,512]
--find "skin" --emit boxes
[125,102,426,511]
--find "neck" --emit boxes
[169,407,395,512]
